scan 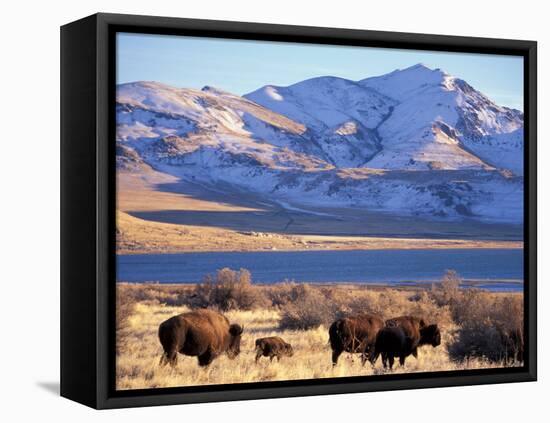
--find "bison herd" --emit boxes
[328,315,441,369]
[158,310,441,370]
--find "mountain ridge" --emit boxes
[115,64,524,223]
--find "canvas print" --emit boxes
[115,33,525,391]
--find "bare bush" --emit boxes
[448,290,523,362]
[430,269,461,307]
[191,268,268,311]
[277,283,454,331]
[265,280,302,308]
[116,285,137,332]
[278,284,338,330]
[116,285,138,354]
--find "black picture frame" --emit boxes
[60,12,537,409]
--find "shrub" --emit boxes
[448,290,523,362]
[191,267,268,311]
[278,284,337,330]
[265,280,301,308]
[276,284,453,331]
[116,286,136,332]
[116,285,137,354]
[430,269,461,307]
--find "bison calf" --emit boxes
[255,337,294,362]
[158,309,244,367]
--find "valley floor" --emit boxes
[116,171,522,254]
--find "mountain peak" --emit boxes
[249,85,285,101]
[245,74,396,131]
[359,63,451,101]
[400,63,449,76]
[289,75,355,87]
[406,63,431,71]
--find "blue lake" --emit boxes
[116,249,524,292]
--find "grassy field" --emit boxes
[116,280,522,390]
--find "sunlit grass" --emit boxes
[116,290,517,391]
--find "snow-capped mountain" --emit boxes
[245,76,396,167]
[247,64,523,173]
[116,65,524,223]
[358,64,523,173]
[117,81,331,172]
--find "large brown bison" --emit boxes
[371,326,413,369]
[384,316,427,360]
[369,321,441,369]
[329,314,384,366]
[158,309,244,367]
[255,336,294,362]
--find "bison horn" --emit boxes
[230,324,244,336]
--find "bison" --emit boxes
[158,309,244,367]
[369,320,441,369]
[255,337,294,362]
[384,315,427,360]
[371,326,413,369]
[329,314,384,366]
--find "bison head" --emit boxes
[227,323,244,359]
[420,324,441,347]
[285,343,294,357]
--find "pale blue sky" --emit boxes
[117,32,524,111]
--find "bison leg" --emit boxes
[360,349,372,366]
[388,355,395,370]
[160,350,177,367]
[332,349,343,366]
[399,355,406,366]
[269,355,275,362]
[363,344,379,367]
[412,348,418,359]
[198,349,216,367]
[368,350,380,367]
[255,350,262,363]
[517,346,524,363]
[369,347,380,367]
[381,353,387,368]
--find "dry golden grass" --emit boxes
[116,283,520,390]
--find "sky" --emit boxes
[117,32,524,111]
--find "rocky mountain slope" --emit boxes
[116,64,524,223]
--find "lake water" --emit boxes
[117,249,524,292]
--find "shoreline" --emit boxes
[117,233,523,255]
[117,242,523,255]
[116,279,524,293]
